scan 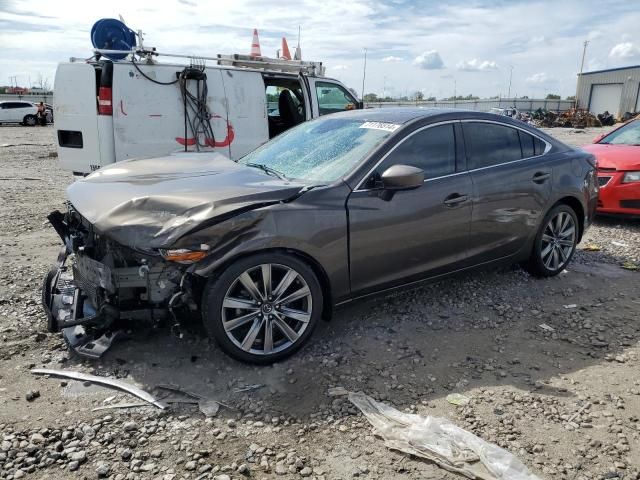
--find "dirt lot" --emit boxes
[0,124,638,480]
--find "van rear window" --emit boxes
[58,130,83,149]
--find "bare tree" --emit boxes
[34,74,52,92]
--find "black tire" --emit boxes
[526,204,579,277]
[202,252,323,364]
[23,114,37,126]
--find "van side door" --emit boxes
[305,79,359,118]
[221,69,269,159]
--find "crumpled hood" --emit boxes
[581,144,640,171]
[67,152,306,249]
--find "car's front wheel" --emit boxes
[202,253,322,364]
[526,204,579,277]
[23,114,37,126]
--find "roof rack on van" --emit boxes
[216,54,325,76]
[89,49,325,76]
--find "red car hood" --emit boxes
[581,143,640,171]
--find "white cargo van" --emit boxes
[53,52,362,176]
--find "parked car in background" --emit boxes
[44,103,54,124]
[582,117,640,216]
[43,109,598,364]
[0,101,39,126]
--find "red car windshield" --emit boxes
[600,119,640,146]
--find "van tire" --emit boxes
[23,115,37,126]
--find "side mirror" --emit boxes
[381,164,424,190]
[593,133,605,144]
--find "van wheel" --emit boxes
[202,253,322,364]
[526,204,578,277]
[23,115,37,126]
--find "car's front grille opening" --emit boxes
[620,200,640,209]
[598,176,612,187]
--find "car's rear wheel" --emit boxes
[202,253,322,364]
[23,114,37,126]
[526,204,578,277]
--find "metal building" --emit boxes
[576,65,640,118]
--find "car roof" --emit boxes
[334,107,530,125]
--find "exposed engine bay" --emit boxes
[43,205,197,358]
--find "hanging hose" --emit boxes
[178,65,216,151]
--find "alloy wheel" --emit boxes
[221,263,313,356]
[540,211,576,271]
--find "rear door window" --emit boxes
[378,124,456,179]
[315,82,357,116]
[519,131,535,158]
[463,122,523,169]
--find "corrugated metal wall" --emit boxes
[576,66,640,116]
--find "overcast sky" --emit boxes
[1,0,639,99]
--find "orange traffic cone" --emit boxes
[280,37,291,60]
[250,28,261,57]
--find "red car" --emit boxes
[582,118,640,216]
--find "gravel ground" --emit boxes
[0,124,639,480]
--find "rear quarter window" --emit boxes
[463,122,523,169]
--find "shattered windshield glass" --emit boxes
[238,117,394,183]
[600,119,640,145]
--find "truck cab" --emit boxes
[53,53,361,176]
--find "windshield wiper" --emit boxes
[245,163,289,181]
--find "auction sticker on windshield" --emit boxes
[359,122,401,132]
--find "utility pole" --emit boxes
[574,40,589,110]
[507,65,513,100]
[453,79,457,107]
[382,75,387,99]
[361,48,367,101]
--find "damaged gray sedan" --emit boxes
[43,108,597,363]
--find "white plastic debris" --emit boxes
[446,393,470,406]
[349,392,541,480]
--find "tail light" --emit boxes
[98,86,112,115]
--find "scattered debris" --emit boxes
[327,386,350,397]
[445,393,470,406]
[597,111,615,126]
[538,323,555,332]
[349,392,541,480]
[531,108,601,128]
[233,384,264,393]
[92,402,150,412]
[198,399,221,417]
[566,402,591,424]
[611,241,628,247]
[563,304,578,309]
[25,390,40,401]
[156,383,229,416]
[31,368,168,409]
[156,383,203,399]
[583,243,601,251]
[622,262,639,271]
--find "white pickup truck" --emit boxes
[53,52,362,176]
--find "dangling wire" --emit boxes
[178,60,216,151]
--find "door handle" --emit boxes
[532,172,551,183]
[443,193,469,206]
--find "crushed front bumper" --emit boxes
[42,246,123,358]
